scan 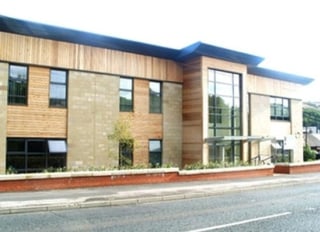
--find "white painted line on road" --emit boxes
[186,211,292,232]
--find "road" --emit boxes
[1,182,320,231]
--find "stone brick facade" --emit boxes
[163,82,182,167]
[67,71,119,170]
[0,63,8,173]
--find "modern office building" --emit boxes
[0,16,313,173]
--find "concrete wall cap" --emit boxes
[179,165,274,175]
[276,160,320,167]
[0,168,180,180]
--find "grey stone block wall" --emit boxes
[0,62,8,173]
[163,82,182,167]
[67,71,119,170]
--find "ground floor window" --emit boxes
[208,141,241,164]
[119,142,133,167]
[6,138,67,173]
[149,140,162,167]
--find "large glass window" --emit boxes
[6,138,67,173]
[120,78,133,112]
[8,64,28,105]
[149,140,162,167]
[270,97,290,121]
[149,81,162,113]
[50,69,67,107]
[208,69,241,163]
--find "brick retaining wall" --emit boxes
[0,166,274,192]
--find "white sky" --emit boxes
[1,0,319,101]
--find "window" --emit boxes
[50,69,67,107]
[119,142,133,167]
[208,69,241,137]
[270,97,290,121]
[6,138,67,173]
[207,69,242,163]
[149,140,162,167]
[149,81,162,113]
[8,64,28,105]
[120,78,133,112]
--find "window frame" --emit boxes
[8,64,29,105]
[208,69,242,136]
[119,77,133,112]
[149,81,162,113]
[6,138,67,173]
[49,69,68,108]
[270,96,290,121]
[149,139,162,167]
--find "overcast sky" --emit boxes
[1,0,319,101]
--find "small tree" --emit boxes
[108,117,135,168]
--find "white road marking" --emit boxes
[186,211,292,232]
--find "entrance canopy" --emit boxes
[205,136,275,144]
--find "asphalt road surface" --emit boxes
[1,182,320,231]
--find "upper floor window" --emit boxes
[208,69,241,137]
[8,64,28,105]
[50,70,67,107]
[149,81,162,113]
[270,97,290,121]
[120,78,133,112]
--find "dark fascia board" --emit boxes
[248,66,314,85]
[176,42,264,66]
[0,15,180,60]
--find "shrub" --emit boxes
[183,161,251,170]
[303,145,316,161]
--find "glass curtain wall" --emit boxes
[208,69,241,163]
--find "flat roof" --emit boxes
[0,15,314,84]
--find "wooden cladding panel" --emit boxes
[183,58,203,127]
[182,57,203,165]
[7,66,67,138]
[0,32,182,82]
[202,56,246,74]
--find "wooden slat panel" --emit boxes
[0,32,182,83]
[182,57,203,165]
[166,60,182,83]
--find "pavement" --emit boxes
[1,172,320,215]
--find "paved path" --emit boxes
[1,173,320,215]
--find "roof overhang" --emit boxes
[0,15,180,60]
[0,15,316,84]
[176,42,264,65]
[248,66,314,85]
[0,15,264,65]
